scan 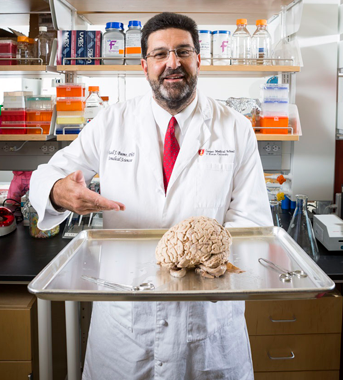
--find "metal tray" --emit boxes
[28,227,335,302]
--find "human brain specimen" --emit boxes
[155,216,232,278]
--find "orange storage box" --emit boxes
[260,116,289,134]
[26,121,51,135]
[56,98,85,112]
[56,84,85,98]
[26,110,53,122]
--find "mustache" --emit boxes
[159,68,187,81]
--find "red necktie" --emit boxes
[163,116,180,192]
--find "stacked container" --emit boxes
[56,83,85,134]
[0,91,32,134]
[25,96,54,134]
[0,40,17,65]
[260,84,289,134]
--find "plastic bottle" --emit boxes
[212,30,231,65]
[198,30,212,65]
[101,96,109,107]
[17,36,29,65]
[35,26,51,65]
[102,22,125,65]
[125,20,142,65]
[85,86,105,123]
[251,20,272,65]
[231,19,251,65]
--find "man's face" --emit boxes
[141,28,201,110]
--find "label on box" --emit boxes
[86,31,102,65]
[57,31,72,65]
[76,30,86,65]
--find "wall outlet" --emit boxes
[258,141,282,171]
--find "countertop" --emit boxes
[0,211,343,283]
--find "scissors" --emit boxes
[258,258,308,283]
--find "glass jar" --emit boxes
[29,205,59,238]
[270,200,282,228]
[17,36,29,65]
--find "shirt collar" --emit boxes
[151,92,198,135]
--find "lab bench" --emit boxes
[0,217,343,380]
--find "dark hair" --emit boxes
[141,12,200,58]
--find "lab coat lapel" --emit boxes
[167,93,212,193]
[132,94,164,190]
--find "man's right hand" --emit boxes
[49,170,125,215]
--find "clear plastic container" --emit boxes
[102,22,125,65]
[1,121,26,134]
[198,30,212,65]
[231,19,251,65]
[260,100,289,134]
[261,84,289,102]
[56,98,85,112]
[125,20,142,65]
[3,92,33,109]
[35,26,51,65]
[25,96,54,110]
[212,31,231,66]
[251,20,272,65]
[17,36,29,65]
[85,86,104,123]
[26,121,51,135]
[56,83,85,98]
[56,111,85,125]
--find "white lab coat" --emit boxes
[30,90,272,380]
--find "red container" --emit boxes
[0,40,17,65]
[1,109,26,122]
[0,121,26,134]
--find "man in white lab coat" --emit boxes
[30,12,272,380]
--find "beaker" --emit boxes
[287,194,319,259]
[270,200,282,228]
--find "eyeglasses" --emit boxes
[145,47,197,61]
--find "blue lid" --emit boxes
[106,22,124,30]
[263,100,289,103]
[198,30,211,34]
[212,30,230,35]
[128,20,142,27]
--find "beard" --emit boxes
[148,66,198,111]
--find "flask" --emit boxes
[287,194,319,259]
[125,20,142,65]
[272,6,299,66]
[251,20,272,65]
[102,22,125,65]
[35,26,51,65]
[270,200,282,228]
[231,19,251,65]
[85,86,104,123]
[27,38,35,65]
[17,36,29,65]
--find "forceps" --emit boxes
[258,258,308,283]
[81,275,155,291]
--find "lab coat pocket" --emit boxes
[187,301,233,342]
[195,162,234,209]
[109,301,133,332]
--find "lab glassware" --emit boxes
[287,194,319,259]
[270,200,282,228]
[231,19,251,65]
[251,19,272,65]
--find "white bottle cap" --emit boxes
[39,26,48,32]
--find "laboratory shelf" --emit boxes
[59,0,298,25]
[56,65,300,77]
[0,65,60,77]
[56,134,79,141]
[0,134,55,141]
